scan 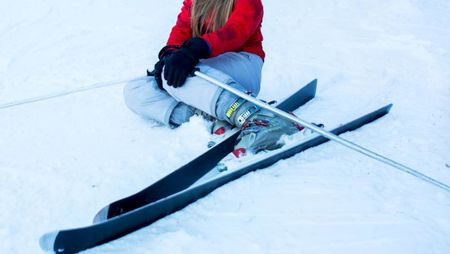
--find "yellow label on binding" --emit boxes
[226,101,240,118]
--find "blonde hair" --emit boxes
[191,0,235,37]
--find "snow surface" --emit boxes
[1,0,449,253]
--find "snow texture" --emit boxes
[1,0,449,253]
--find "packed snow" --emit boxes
[1,0,449,253]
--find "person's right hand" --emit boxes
[148,45,180,90]
[152,59,165,90]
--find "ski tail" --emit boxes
[39,231,58,252]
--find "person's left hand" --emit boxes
[163,37,210,88]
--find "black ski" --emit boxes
[39,80,392,254]
[94,79,318,223]
[40,104,392,254]
[40,80,317,253]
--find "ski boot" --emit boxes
[227,99,304,158]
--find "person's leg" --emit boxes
[162,52,263,122]
[202,52,262,95]
[123,77,192,126]
[124,52,263,126]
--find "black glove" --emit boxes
[148,45,180,90]
[163,37,210,88]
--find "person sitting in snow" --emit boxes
[124,0,301,157]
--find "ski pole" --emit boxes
[0,75,149,110]
[194,70,450,193]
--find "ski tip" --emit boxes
[39,231,59,252]
[309,78,318,90]
[93,205,109,224]
[386,103,394,112]
[376,104,394,116]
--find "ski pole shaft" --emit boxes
[194,70,450,193]
[0,75,149,110]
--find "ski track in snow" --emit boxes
[1,0,449,253]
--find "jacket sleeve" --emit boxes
[201,0,263,57]
[166,0,193,46]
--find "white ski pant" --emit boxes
[123,52,263,125]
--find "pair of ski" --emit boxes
[40,80,392,253]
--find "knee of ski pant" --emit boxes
[124,78,154,113]
[123,77,178,124]
[200,52,263,96]
[162,63,238,118]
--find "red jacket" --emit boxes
[167,0,265,61]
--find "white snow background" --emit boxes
[1,0,449,253]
